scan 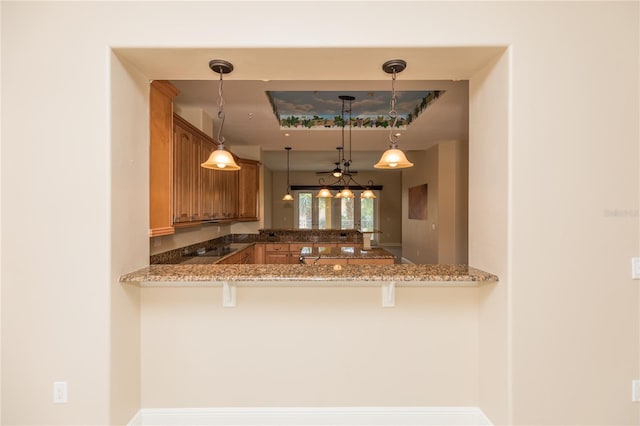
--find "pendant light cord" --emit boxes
[388,68,399,147]
[216,71,226,146]
[347,97,353,169]
[286,148,290,190]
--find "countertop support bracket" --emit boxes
[222,281,237,307]
[382,281,396,307]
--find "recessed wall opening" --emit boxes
[111,45,510,422]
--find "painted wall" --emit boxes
[1,2,638,426]
[270,170,402,245]
[141,287,478,407]
[402,140,468,264]
[109,52,148,424]
[402,147,439,263]
[470,50,511,426]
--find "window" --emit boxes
[340,197,354,229]
[318,196,332,229]
[360,197,374,232]
[294,190,378,231]
[298,192,313,229]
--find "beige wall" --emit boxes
[141,286,479,407]
[402,140,468,264]
[470,50,511,426]
[270,170,402,245]
[402,147,439,263]
[1,2,638,426]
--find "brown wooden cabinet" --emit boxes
[217,168,239,220]
[172,118,202,223]
[218,246,254,264]
[254,243,265,264]
[265,243,290,264]
[151,104,259,229]
[149,80,179,237]
[199,140,218,220]
[171,113,249,226]
[236,158,260,221]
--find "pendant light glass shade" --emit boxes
[374,147,414,169]
[316,187,333,198]
[340,188,355,199]
[361,189,376,199]
[282,193,294,201]
[201,145,241,170]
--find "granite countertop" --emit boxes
[179,243,252,265]
[120,263,498,287]
[300,246,395,260]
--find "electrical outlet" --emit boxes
[53,381,67,404]
[632,258,640,279]
[632,380,640,402]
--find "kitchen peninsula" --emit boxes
[121,229,498,307]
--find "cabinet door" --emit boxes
[173,123,198,223]
[254,244,265,264]
[216,169,238,220]
[237,159,260,221]
[199,139,217,220]
[149,80,179,237]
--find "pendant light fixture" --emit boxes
[282,147,294,201]
[374,59,414,169]
[201,59,241,171]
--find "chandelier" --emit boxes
[316,95,377,199]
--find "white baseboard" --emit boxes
[129,406,492,426]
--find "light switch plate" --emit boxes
[53,381,67,404]
[632,257,640,280]
[632,379,640,402]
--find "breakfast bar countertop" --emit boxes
[119,263,498,287]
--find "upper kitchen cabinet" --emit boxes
[149,80,179,237]
[172,115,203,224]
[236,158,260,221]
[170,113,258,226]
[215,167,239,220]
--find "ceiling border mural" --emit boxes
[266,90,444,130]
